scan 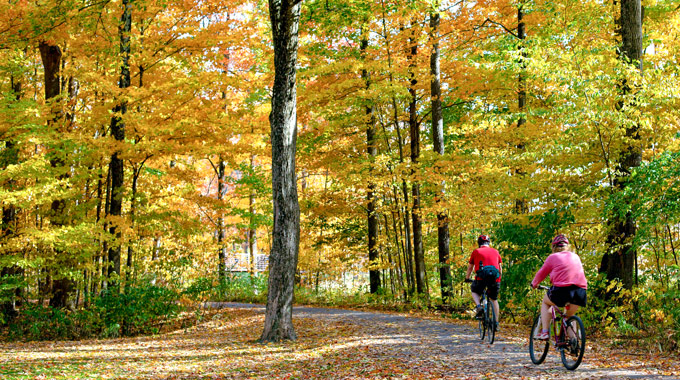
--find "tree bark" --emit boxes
[429,9,452,303]
[216,158,227,284]
[125,162,142,291]
[261,0,301,343]
[361,24,381,294]
[248,154,257,278]
[408,27,426,296]
[107,0,131,279]
[39,41,74,308]
[514,5,529,214]
[599,0,642,291]
[1,71,23,318]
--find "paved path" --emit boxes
[211,302,677,379]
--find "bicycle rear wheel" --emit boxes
[487,303,496,344]
[560,316,585,370]
[479,308,486,340]
[478,298,489,340]
[529,314,549,364]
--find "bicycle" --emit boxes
[529,285,586,370]
[465,278,496,344]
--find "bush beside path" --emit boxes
[1,303,678,379]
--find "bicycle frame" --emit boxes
[549,304,571,349]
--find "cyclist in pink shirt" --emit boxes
[531,234,587,340]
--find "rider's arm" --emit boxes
[465,262,474,280]
[531,257,553,288]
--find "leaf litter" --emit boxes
[0,305,678,379]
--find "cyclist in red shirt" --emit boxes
[465,234,502,327]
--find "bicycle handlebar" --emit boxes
[464,278,473,283]
[536,285,549,290]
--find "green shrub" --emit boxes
[95,284,181,336]
[186,274,268,304]
[6,284,181,341]
[7,304,102,341]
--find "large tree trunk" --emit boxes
[261,0,301,343]
[39,41,74,308]
[599,0,642,291]
[361,25,380,294]
[107,0,132,279]
[429,9,452,303]
[408,29,427,296]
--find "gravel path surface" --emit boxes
[211,302,678,379]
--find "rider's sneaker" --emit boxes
[494,322,500,331]
[474,305,484,319]
[534,331,549,340]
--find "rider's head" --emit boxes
[478,234,491,247]
[551,234,570,253]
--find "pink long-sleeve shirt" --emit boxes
[531,251,587,289]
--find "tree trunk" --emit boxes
[429,9,452,303]
[261,0,301,343]
[408,28,426,296]
[514,6,529,214]
[361,25,381,294]
[216,158,227,284]
[599,0,642,291]
[1,71,22,318]
[248,155,257,278]
[125,164,141,291]
[39,41,74,308]
[107,0,132,279]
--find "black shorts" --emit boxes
[548,285,587,307]
[471,279,500,300]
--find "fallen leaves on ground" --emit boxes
[0,307,678,379]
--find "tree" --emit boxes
[429,5,451,303]
[39,40,75,309]
[107,0,132,279]
[260,0,302,342]
[1,52,24,318]
[599,0,643,291]
[361,22,380,294]
[408,21,427,296]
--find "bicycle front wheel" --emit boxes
[487,303,496,344]
[529,314,549,365]
[560,316,585,370]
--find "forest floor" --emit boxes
[1,302,679,379]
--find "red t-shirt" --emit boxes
[469,246,502,282]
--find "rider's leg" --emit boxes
[565,304,580,339]
[566,304,579,318]
[541,294,556,333]
[471,291,481,306]
[491,299,500,322]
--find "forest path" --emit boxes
[215,302,677,379]
[3,303,678,380]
